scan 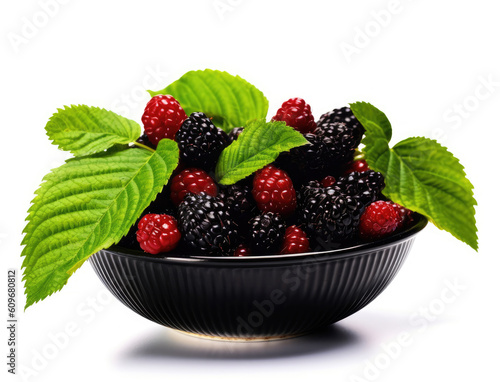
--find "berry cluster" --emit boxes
[120,95,414,256]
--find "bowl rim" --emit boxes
[97,214,428,266]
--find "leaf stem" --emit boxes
[133,141,155,153]
[354,147,365,161]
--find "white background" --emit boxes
[1,0,499,381]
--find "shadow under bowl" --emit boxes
[90,215,427,340]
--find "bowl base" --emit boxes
[172,328,311,342]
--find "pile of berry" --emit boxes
[121,96,414,256]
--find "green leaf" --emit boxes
[350,102,478,251]
[21,140,179,309]
[149,69,269,132]
[215,119,308,185]
[350,101,392,142]
[46,105,142,156]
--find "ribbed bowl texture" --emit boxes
[90,215,427,340]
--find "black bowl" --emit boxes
[90,215,427,341]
